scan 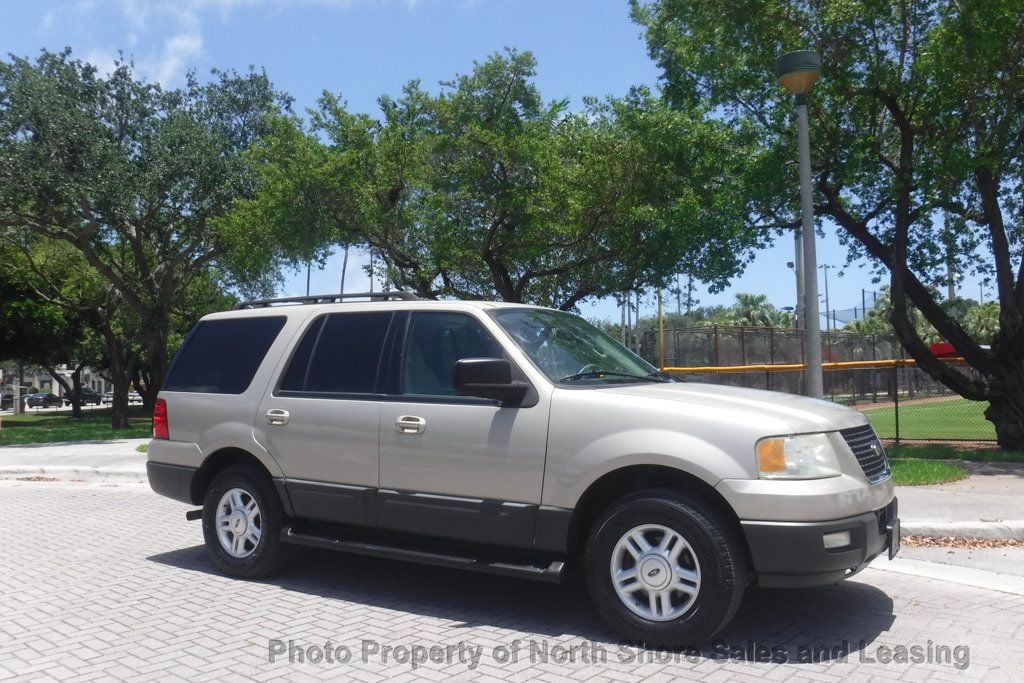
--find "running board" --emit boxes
[280,526,565,583]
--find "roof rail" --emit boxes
[234,291,422,310]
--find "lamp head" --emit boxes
[775,50,821,95]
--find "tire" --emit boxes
[584,489,747,647]
[201,464,290,578]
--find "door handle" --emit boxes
[395,415,426,434]
[265,408,290,426]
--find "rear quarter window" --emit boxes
[163,316,286,394]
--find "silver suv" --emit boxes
[147,293,899,646]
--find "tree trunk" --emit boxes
[141,316,169,412]
[984,389,1024,451]
[99,324,136,430]
[68,366,83,419]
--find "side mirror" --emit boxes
[453,358,528,405]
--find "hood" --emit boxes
[602,381,867,434]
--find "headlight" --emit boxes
[756,433,842,479]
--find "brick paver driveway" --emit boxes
[2,481,1022,681]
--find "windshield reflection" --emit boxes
[491,308,667,384]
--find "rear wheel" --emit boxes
[585,490,747,647]
[202,465,290,578]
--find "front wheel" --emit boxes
[202,464,290,578]
[585,490,747,647]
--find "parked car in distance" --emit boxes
[63,388,103,406]
[147,292,899,647]
[102,390,144,405]
[26,392,63,408]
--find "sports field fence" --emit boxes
[636,326,995,443]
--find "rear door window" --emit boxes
[164,316,286,394]
[279,312,393,395]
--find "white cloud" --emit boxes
[148,32,205,85]
[44,0,428,87]
[82,47,119,76]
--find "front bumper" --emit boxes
[742,497,898,588]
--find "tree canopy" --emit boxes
[633,0,1024,447]
[227,50,772,310]
[0,49,289,424]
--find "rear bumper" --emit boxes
[147,461,198,504]
[742,497,898,588]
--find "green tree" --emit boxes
[731,293,775,327]
[965,302,1000,344]
[229,50,770,309]
[634,0,1024,448]
[0,236,129,418]
[0,50,288,425]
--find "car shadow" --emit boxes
[148,544,894,662]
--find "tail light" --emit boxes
[153,398,169,440]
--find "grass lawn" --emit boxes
[862,397,996,441]
[887,443,1024,463]
[889,459,968,486]
[886,443,1024,485]
[0,408,152,446]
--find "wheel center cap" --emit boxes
[229,511,247,535]
[638,556,672,590]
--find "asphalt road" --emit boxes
[1,480,1022,681]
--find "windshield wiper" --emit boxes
[559,370,670,383]
[647,371,677,382]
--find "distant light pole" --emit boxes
[820,263,833,336]
[776,49,824,399]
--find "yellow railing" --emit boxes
[661,357,965,374]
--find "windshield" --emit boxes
[491,308,668,384]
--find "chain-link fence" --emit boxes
[638,326,995,442]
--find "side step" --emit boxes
[280,526,565,583]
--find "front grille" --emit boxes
[840,424,891,484]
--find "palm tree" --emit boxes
[731,293,774,326]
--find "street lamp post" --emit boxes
[776,50,824,399]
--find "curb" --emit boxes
[901,519,1024,541]
[0,466,147,484]
[870,557,1024,596]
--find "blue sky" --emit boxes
[3,0,988,322]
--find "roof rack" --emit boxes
[234,291,422,310]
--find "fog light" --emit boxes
[823,531,852,549]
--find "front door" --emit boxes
[378,311,550,548]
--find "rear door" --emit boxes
[377,310,549,549]
[255,310,400,527]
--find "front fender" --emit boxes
[541,428,750,509]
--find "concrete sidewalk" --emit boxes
[897,461,1024,539]
[0,439,148,483]
[2,442,1024,538]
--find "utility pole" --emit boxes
[943,210,957,301]
[793,224,804,330]
[625,291,632,349]
[620,295,627,345]
[340,245,349,294]
[305,262,311,296]
[820,264,833,336]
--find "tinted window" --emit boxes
[403,312,504,396]
[164,316,286,394]
[303,312,392,394]
[278,316,325,391]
